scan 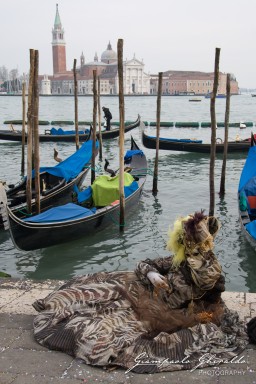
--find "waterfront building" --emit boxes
[150,70,239,95]
[2,3,240,96]
[24,4,239,96]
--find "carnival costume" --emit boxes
[33,211,250,373]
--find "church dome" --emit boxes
[101,42,117,64]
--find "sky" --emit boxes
[1,0,256,89]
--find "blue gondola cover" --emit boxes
[33,140,98,182]
[24,203,96,223]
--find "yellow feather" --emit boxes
[166,215,190,266]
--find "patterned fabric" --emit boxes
[33,259,248,373]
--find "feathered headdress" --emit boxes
[166,210,220,267]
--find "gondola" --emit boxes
[0,133,98,228]
[142,127,254,153]
[238,136,256,250]
[0,136,147,251]
[0,115,141,142]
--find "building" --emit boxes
[150,70,239,96]
[43,5,150,96]
[41,75,51,95]
[52,4,67,75]
[39,4,239,96]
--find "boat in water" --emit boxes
[0,116,141,142]
[238,137,256,250]
[0,133,97,228]
[142,126,254,153]
[0,136,147,251]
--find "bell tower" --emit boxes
[52,4,66,75]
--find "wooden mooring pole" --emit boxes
[117,39,125,231]
[26,49,36,214]
[73,58,79,151]
[33,50,40,214]
[219,73,231,198]
[21,80,26,176]
[209,47,220,217]
[91,70,97,185]
[97,76,103,161]
[152,72,163,195]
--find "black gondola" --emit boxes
[0,116,140,142]
[142,127,254,153]
[0,136,147,251]
[0,133,97,228]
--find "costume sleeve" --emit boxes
[135,256,173,285]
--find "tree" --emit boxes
[9,68,20,93]
[0,66,8,82]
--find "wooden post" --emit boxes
[33,50,40,214]
[73,59,79,150]
[91,69,97,185]
[152,72,163,195]
[26,49,35,214]
[219,73,231,197]
[97,76,103,161]
[209,47,220,217]
[117,39,125,231]
[21,81,26,176]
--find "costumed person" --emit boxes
[32,210,252,374]
[102,106,112,131]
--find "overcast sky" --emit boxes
[1,0,255,88]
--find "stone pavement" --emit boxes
[0,278,256,384]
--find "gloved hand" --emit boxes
[147,271,169,289]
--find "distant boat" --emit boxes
[240,122,247,129]
[205,93,226,99]
[251,94,256,97]
[176,91,195,96]
[189,98,202,102]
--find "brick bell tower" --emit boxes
[52,4,66,75]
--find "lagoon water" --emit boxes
[1,94,256,292]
